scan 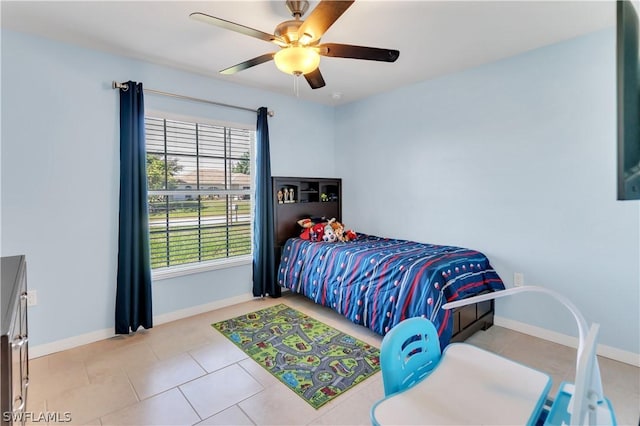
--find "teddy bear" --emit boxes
[327,218,358,242]
[327,218,345,242]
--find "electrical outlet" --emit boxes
[513,273,524,287]
[26,290,37,306]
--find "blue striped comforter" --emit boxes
[277,234,505,348]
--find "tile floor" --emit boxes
[27,293,640,425]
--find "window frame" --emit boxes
[144,110,255,280]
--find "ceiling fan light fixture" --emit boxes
[274,46,320,75]
[192,0,398,90]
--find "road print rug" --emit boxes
[212,304,381,409]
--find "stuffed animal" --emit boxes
[298,217,354,243]
[297,218,314,240]
[328,218,346,242]
[321,218,357,242]
[345,229,357,241]
[310,223,326,242]
[323,223,337,242]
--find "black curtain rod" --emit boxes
[112,81,274,117]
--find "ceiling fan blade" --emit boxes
[304,68,326,89]
[220,53,275,75]
[190,12,287,47]
[318,43,400,62]
[297,1,354,44]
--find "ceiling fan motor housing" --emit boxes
[275,20,305,44]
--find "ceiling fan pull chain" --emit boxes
[293,74,300,97]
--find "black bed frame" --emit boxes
[271,176,495,342]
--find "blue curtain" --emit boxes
[252,107,279,297]
[115,81,153,334]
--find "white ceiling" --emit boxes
[1,1,615,106]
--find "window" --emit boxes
[145,116,253,273]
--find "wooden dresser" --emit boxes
[1,255,29,425]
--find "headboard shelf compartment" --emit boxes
[272,176,342,265]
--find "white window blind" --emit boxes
[145,116,253,270]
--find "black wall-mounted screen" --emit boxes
[617,0,640,200]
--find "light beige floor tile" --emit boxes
[180,364,264,420]
[309,393,374,426]
[145,324,215,360]
[24,394,46,412]
[28,355,50,377]
[603,385,640,426]
[23,296,640,426]
[90,341,159,370]
[189,333,249,373]
[239,382,330,426]
[596,356,640,426]
[128,352,206,400]
[45,347,91,372]
[195,300,284,335]
[202,299,282,324]
[467,325,524,355]
[83,365,130,386]
[24,397,48,426]
[498,333,575,378]
[25,373,48,414]
[84,341,159,384]
[309,373,384,426]
[27,359,90,403]
[100,388,200,425]
[46,381,138,425]
[238,357,281,388]
[196,405,255,425]
[598,355,640,395]
[66,333,147,363]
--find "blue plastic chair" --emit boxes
[373,317,552,426]
[379,317,441,396]
[373,288,617,425]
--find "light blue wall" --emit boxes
[3,27,638,355]
[1,30,335,346]
[335,29,640,354]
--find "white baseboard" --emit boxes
[32,300,639,367]
[153,292,255,325]
[29,328,115,359]
[29,292,255,359]
[494,315,640,367]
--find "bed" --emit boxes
[271,176,505,347]
[277,234,505,348]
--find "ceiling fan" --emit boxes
[190,0,400,89]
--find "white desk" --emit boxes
[371,343,552,425]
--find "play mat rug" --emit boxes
[212,303,381,409]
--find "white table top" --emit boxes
[371,343,552,425]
